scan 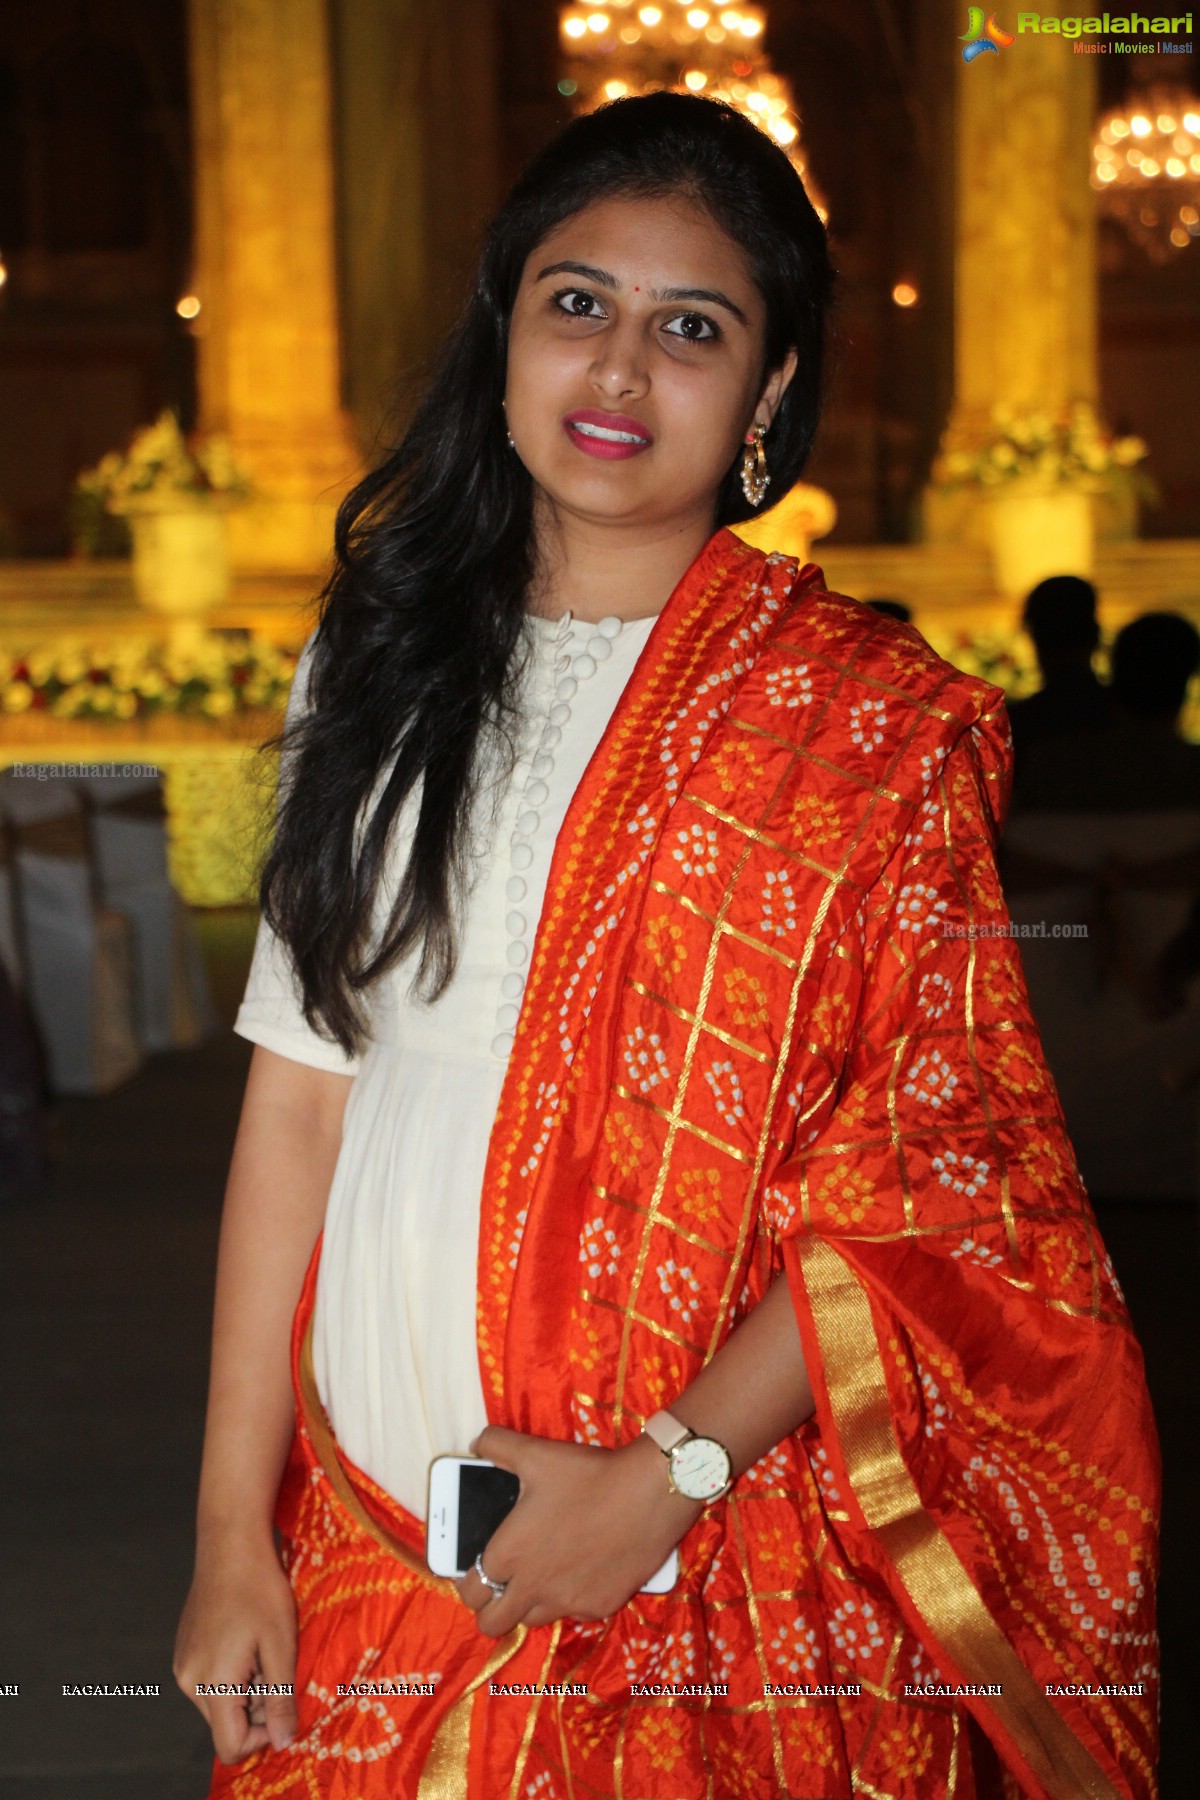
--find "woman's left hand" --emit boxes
[454,1425,702,1635]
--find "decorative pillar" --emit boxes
[924,37,1100,545]
[187,0,360,573]
[330,0,501,456]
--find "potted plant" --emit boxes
[74,413,253,629]
[931,402,1155,598]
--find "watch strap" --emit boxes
[642,1409,694,1455]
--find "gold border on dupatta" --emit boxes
[297,1321,529,1795]
[795,1238,1124,1800]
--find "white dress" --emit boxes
[234,608,659,1517]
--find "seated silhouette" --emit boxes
[1006,576,1116,807]
[1014,610,1200,814]
[1001,613,1200,1198]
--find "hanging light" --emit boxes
[1092,82,1200,263]
[556,0,827,223]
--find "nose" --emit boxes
[588,317,650,402]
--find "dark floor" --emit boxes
[0,909,1195,1796]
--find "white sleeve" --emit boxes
[233,632,363,1076]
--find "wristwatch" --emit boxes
[642,1409,733,1503]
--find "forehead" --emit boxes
[522,192,758,296]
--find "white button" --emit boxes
[548,704,571,726]
[516,810,540,836]
[532,753,554,778]
[511,843,534,871]
[588,636,613,662]
[596,616,623,638]
[571,653,596,679]
[496,1003,520,1030]
[492,1032,515,1057]
[524,780,549,806]
[555,677,578,701]
[506,911,526,937]
[541,724,563,748]
[506,940,528,967]
[505,876,527,902]
[501,971,525,998]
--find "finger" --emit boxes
[259,1634,299,1752]
[469,1425,527,1472]
[474,1582,527,1640]
[455,1566,496,1614]
[457,1529,517,1610]
[210,1694,268,1766]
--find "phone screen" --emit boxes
[457,1463,521,1572]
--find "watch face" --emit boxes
[670,1436,732,1501]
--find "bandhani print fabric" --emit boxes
[208,528,1159,1800]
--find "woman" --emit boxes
[175,94,1160,1799]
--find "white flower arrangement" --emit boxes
[2,634,297,723]
[932,401,1155,497]
[74,411,253,516]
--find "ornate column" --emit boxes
[331,0,501,455]
[187,0,359,573]
[924,37,1100,545]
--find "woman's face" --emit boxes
[504,192,797,537]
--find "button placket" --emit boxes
[491,609,626,1060]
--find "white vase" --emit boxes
[987,485,1095,600]
[127,505,232,628]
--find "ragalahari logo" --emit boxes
[960,8,1017,58]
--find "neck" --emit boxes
[525,497,719,623]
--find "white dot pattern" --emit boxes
[491,610,631,1060]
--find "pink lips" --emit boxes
[563,408,653,461]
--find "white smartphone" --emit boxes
[426,1455,679,1593]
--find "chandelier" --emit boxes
[1091,83,1200,263]
[558,0,827,223]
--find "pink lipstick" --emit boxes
[563,409,653,461]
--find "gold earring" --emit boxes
[740,421,770,508]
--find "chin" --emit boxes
[533,455,715,526]
[543,486,676,525]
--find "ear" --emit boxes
[755,345,799,432]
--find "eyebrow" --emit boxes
[534,260,749,327]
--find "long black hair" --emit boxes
[261,91,835,1055]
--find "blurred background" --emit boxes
[0,1,1197,1794]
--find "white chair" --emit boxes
[1003,810,1200,1199]
[0,772,142,1096]
[76,773,218,1054]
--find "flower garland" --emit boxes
[0,629,1038,722]
[2,635,298,722]
[5,628,1196,746]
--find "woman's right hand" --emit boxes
[174,1534,299,1764]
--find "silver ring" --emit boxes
[473,1552,507,1598]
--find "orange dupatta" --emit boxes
[212,528,1159,1800]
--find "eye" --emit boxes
[663,312,721,344]
[552,287,607,320]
